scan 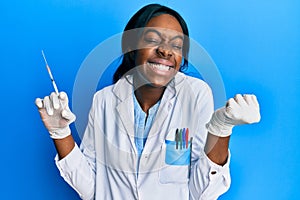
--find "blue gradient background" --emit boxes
[1,0,299,199]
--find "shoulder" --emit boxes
[92,75,133,103]
[91,84,116,107]
[185,75,211,91]
[176,72,212,96]
[94,84,115,98]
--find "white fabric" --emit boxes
[206,94,261,137]
[35,92,76,139]
[55,72,231,200]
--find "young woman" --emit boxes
[36,4,260,200]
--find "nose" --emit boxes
[156,44,173,58]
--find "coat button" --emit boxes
[211,171,217,175]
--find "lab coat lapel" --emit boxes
[147,85,175,147]
[113,73,186,154]
[113,76,136,152]
[144,73,186,153]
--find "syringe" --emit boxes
[41,50,59,95]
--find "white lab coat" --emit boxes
[55,72,231,200]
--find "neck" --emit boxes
[134,84,165,114]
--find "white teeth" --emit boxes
[148,63,171,71]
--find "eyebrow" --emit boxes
[143,28,184,41]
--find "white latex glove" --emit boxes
[35,92,76,139]
[206,94,261,137]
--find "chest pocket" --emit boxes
[159,139,191,184]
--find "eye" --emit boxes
[171,43,183,51]
[171,37,183,51]
[172,45,183,50]
[143,30,162,45]
[144,37,160,44]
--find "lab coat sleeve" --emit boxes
[55,95,97,200]
[188,81,231,199]
[189,150,231,200]
[55,144,96,200]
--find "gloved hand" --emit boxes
[206,94,261,137]
[35,92,76,139]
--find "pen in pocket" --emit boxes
[182,128,186,149]
[185,128,189,149]
[179,129,182,150]
[174,128,191,150]
[175,129,179,149]
[189,136,193,176]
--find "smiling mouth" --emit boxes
[148,62,174,71]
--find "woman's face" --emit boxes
[134,14,184,87]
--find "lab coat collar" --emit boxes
[113,75,134,101]
[112,72,186,153]
[112,72,186,101]
[165,71,186,99]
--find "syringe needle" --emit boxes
[41,50,59,95]
[41,50,49,66]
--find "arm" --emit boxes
[204,134,230,166]
[53,135,75,159]
[205,94,260,165]
[188,85,232,200]
[189,94,260,199]
[35,92,76,159]
[35,92,96,199]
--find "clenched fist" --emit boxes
[35,92,76,139]
[206,94,261,137]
